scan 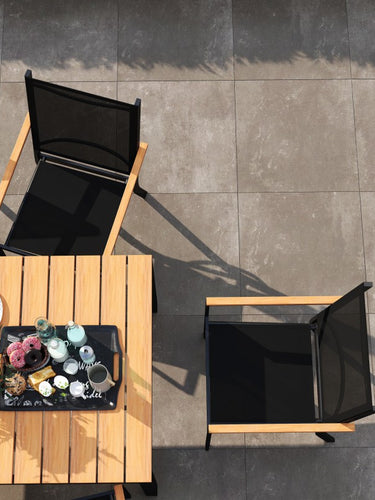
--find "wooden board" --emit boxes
[14,256,49,483]
[70,256,100,483]
[126,255,152,483]
[43,256,75,483]
[98,255,126,482]
[206,296,342,307]
[0,256,23,483]
[208,423,355,433]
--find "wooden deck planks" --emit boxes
[70,256,100,483]
[42,256,75,483]
[126,255,152,483]
[14,256,49,484]
[0,257,23,483]
[98,255,126,483]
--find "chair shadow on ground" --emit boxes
[118,194,329,399]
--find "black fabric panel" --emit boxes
[207,322,315,424]
[26,76,139,174]
[7,161,124,255]
[312,283,373,422]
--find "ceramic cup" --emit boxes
[69,381,86,399]
[87,364,115,393]
[63,358,79,375]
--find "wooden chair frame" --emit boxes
[0,113,148,256]
[204,295,357,449]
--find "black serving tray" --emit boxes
[0,325,122,411]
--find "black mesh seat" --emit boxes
[204,283,374,449]
[6,161,124,255]
[208,322,315,424]
[0,70,148,256]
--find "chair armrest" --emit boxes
[0,113,30,208]
[206,296,341,307]
[103,142,148,256]
[0,244,37,256]
[208,423,355,434]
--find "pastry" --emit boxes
[24,348,43,367]
[27,365,56,389]
[9,348,26,369]
[4,373,26,395]
[22,336,41,352]
[6,341,23,357]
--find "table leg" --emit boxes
[140,472,158,496]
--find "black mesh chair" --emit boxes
[204,282,374,449]
[0,70,148,256]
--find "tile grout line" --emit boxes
[345,0,368,285]
[0,0,5,84]
[230,1,242,303]
[116,0,119,99]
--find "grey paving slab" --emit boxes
[233,0,350,80]
[126,448,246,500]
[1,0,118,82]
[153,315,244,448]
[118,0,233,81]
[347,0,375,78]
[236,80,358,193]
[118,81,237,194]
[360,193,375,313]
[245,447,375,500]
[116,193,240,315]
[353,80,375,191]
[239,193,365,309]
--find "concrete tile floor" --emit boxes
[0,1,375,498]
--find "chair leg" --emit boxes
[315,432,335,443]
[133,179,147,199]
[205,432,212,451]
[140,472,158,496]
[152,263,158,313]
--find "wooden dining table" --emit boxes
[0,254,153,489]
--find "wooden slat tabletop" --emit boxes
[0,255,152,485]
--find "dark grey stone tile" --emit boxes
[118,81,237,194]
[152,315,244,448]
[233,0,350,79]
[347,0,375,78]
[236,80,358,192]
[127,448,246,500]
[245,447,375,499]
[118,0,233,81]
[353,81,375,191]
[360,193,375,313]
[22,484,113,500]
[239,193,365,307]
[116,193,240,315]
[0,486,23,500]
[1,0,117,82]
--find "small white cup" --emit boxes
[69,381,86,399]
[87,364,115,393]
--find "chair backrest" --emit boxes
[311,282,374,422]
[25,69,140,176]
